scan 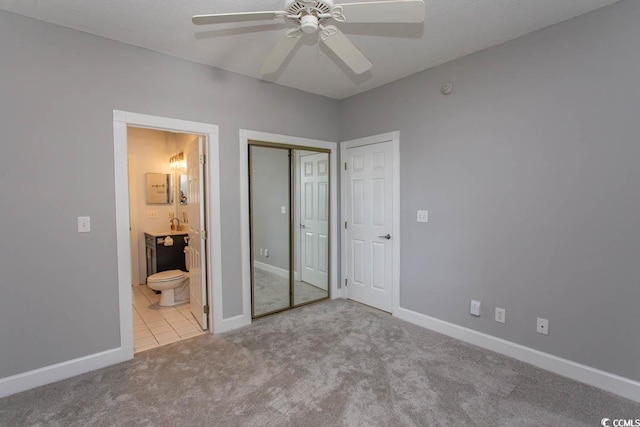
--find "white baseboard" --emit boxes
[216,313,251,334]
[7,305,635,402]
[0,347,130,398]
[254,261,290,279]
[395,307,640,402]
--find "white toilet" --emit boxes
[147,248,190,307]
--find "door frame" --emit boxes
[127,153,140,285]
[240,130,339,325]
[113,110,224,361]
[340,131,401,315]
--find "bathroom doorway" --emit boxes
[113,110,224,358]
[127,128,208,352]
[249,142,331,318]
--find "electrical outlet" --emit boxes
[417,210,429,223]
[495,307,505,323]
[470,300,481,317]
[537,318,549,335]
[77,216,91,233]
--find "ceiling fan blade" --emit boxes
[260,35,302,75]
[321,28,372,75]
[338,0,425,24]
[193,11,281,25]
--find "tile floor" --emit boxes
[132,285,206,353]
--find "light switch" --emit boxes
[78,216,91,233]
[417,210,429,223]
[281,206,287,214]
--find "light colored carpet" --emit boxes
[0,300,637,426]
[253,267,327,316]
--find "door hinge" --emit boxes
[344,162,347,171]
[203,304,209,314]
[201,230,207,240]
[344,221,347,229]
[200,154,206,165]
[345,278,348,287]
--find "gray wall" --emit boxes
[0,10,339,378]
[340,0,640,381]
[2,0,639,385]
[251,146,290,271]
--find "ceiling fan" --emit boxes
[193,0,426,75]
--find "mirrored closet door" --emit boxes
[249,143,330,318]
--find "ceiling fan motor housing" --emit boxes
[285,0,334,10]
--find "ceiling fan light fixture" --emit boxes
[300,15,319,33]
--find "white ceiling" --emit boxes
[0,0,620,99]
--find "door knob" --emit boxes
[300,223,306,228]
[378,234,391,240]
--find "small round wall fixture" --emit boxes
[441,82,453,96]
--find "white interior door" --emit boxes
[187,136,208,329]
[345,141,393,312]
[300,153,329,290]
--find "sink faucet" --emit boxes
[170,217,181,231]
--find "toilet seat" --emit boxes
[147,270,186,283]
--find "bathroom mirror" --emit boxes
[146,172,173,204]
[179,174,188,205]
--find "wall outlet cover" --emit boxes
[537,317,549,335]
[495,307,506,323]
[417,210,429,223]
[470,300,481,316]
[77,216,91,233]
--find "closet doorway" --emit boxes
[249,142,330,318]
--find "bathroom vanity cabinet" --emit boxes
[145,232,188,278]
